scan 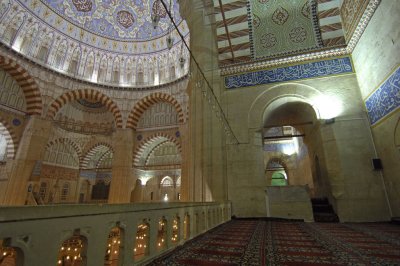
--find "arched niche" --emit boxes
[263,99,318,194]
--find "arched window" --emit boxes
[54,42,67,69]
[271,172,287,186]
[84,52,95,80]
[0,238,23,265]
[157,217,167,251]
[3,14,23,45]
[68,48,81,75]
[61,182,69,201]
[160,176,173,187]
[36,42,49,62]
[171,216,179,244]
[104,227,122,265]
[134,221,149,261]
[97,57,108,83]
[39,182,47,200]
[57,234,87,265]
[137,71,144,85]
[112,59,120,83]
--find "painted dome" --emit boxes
[40,0,183,41]
[0,0,190,88]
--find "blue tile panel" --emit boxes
[365,66,400,125]
[224,57,353,89]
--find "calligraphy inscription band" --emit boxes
[365,66,400,125]
[224,57,354,89]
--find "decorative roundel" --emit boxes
[137,134,143,141]
[117,10,135,28]
[152,0,167,18]
[72,0,93,12]
[12,118,21,126]
[175,131,180,138]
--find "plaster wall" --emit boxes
[224,72,390,221]
[352,0,400,217]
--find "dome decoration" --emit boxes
[0,0,190,88]
[152,0,167,19]
[72,0,93,12]
[117,10,135,29]
[40,0,182,41]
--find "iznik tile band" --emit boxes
[365,66,400,126]
[224,57,353,89]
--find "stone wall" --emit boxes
[352,0,400,217]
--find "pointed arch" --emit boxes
[81,142,114,169]
[133,132,181,167]
[46,89,123,128]
[248,83,323,130]
[0,55,43,115]
[0,118,17,159]
[127,93,184,129]
[45,138,82,160]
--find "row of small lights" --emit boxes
[57,241,83,264]
[157,220,166,248]
[3,217,189,263]
[134,224,148,257]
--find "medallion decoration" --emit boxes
[289,27,307,43]
[72,0,93,12]
[249,0,320,59]
[260,33,277,48]
[117,10,134,28]
[152,0,167,18]
[272,7,289,25]
[30,0,183,41]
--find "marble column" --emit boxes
[108,128,134,204]
[3,115,52,205]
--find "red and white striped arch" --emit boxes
[81,142,114,169]
[0,55,43,115]
[46,89,123,128]
[132,132,181,167]
[46,138,82,160]
[127,92,185,130]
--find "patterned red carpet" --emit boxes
[148,219,400,265]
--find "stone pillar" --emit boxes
[179,123,190,201]
[3,116,52,205]
[74,177,82,203]
[108,128,134,204]
[148,218,158,257]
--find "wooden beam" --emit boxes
[218,0,235,62]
